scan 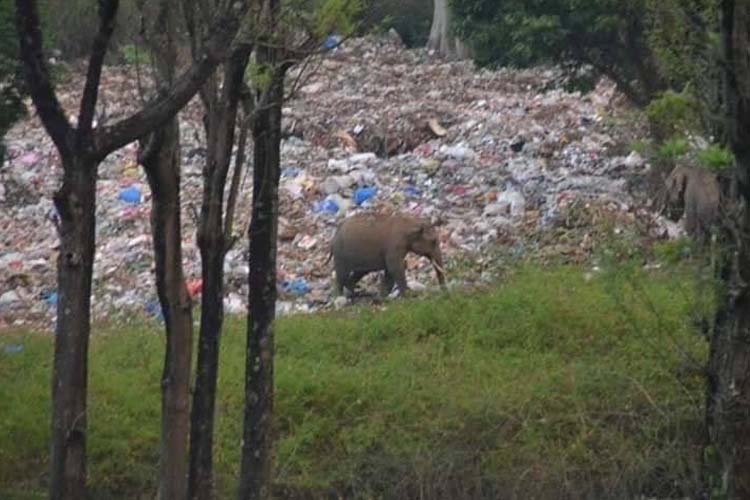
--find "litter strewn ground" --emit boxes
[0,34,678,329]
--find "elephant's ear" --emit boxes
[407,222,427,240]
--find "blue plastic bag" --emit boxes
[322,34,341,50]
[42,290,58,306]
[313,198,340,213]
[119,186,142,204]
[403,185,421,198]
[281,278,310,296]
[354,186,377,206]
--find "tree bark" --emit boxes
[188,45,252,500]
[427,0,470,60]
[238,46,286,500]
[141,121,194,500]
[136,1,194,496]
[49,159,97,500]
[707,1,750,498]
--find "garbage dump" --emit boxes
[0,33,672,329]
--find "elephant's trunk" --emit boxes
[431,251,446,290]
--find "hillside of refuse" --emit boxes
[0,33,679,329]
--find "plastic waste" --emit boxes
[144,300,164,321]
[186,279,203,297]
[118,186,142,204]
[281,277,310,296]
[281,166,301,178]
[322,34,341,50]
[3,344,24,354]
[403,186,421,198]
[313,198,340,213]
[42,290,58,306]
[354,186,377,206]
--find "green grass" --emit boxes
[0,265,708,499]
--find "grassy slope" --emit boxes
[0,265,707,499]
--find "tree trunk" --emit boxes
[238,49,286,500]
[427,0,470,60]
[136,1,194,497]
[49,158,97,500]
[707,1,750,498]
[188,46,252,500]
[140,120,194,500]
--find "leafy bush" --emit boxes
[645,89,702,139]
[698,144,734,170]
[657,137,691,161]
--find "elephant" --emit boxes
[663,166,720,241]
[326,212,446,297]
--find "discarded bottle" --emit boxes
[118,186,142,204]
[354,186,377,206]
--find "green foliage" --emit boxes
[646,89,702,138]
[360,0,432,47]
[451,0,659,100]
[698,144,735,170]
[657,137,691,161]
[37,0,141,61]
[119,44,151,67]
[0,0,26,167]
[652,237,695,264]
[0,265,707,498]
[310,0,363,39]
[451,0,718,107]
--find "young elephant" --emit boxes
[327,212,446,296]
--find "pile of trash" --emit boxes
[0,33,675,329]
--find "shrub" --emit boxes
[698,144,734,170]
[657,137,691,161]
[645,89,702,139]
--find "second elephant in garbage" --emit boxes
[327,212,446,296]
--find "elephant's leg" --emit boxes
[380,271,395,296]
[334,262,347,296]
[345,271,367,294]
[385,253,408,295]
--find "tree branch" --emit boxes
[14,0,73,160]
[92,1,250,159]
[77,0,119,146]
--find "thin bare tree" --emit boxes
[14,1,248,497]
